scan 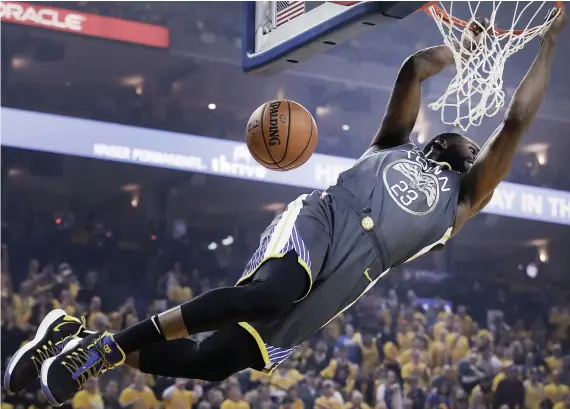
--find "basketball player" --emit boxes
[4,9,565,406]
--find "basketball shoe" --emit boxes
[40,331,125,406]
[4,309,86,394]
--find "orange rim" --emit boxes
[422,1,564,36]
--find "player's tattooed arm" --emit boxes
[458,9,566,219]
[370,45,454,149]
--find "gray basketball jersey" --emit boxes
[333,142,462,270]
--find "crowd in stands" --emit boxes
[3,232,570,409]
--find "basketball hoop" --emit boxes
[423,1,563,131]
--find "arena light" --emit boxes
[120,75,144,87]
[208,103,216,110]
[208,242,218,251]
[130,197,139,208]
[526,263,538,279]
[536,151,548,166]
[121,184,140,192]
[316,106,331,117]
[135,86,143,96]
[263,202,286,212]
[11,57,29,70]
[538,246,549,263]
[342,124,350,131]
[221,236,234,246]
[7,167,23,177]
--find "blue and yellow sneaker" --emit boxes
[4,309,85,394]
[40,332,125,406]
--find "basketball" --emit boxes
[245,100,318,171]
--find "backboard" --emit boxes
[242,1,427,75]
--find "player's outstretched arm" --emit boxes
[459,9,566,217]
[370,45,454,149]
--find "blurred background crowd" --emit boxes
[3,239,570,409]
[2,2,570,409]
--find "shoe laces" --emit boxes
[61,334,112,388]
[30,317,87,372]
[31,341,60,372]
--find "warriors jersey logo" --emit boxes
[383,159,440,216]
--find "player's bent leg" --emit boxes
[134,325,265,382]
[114,251,308,355]
[40,252,306,406]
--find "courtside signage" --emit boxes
[0,2,169,48]
[2,107,570,226]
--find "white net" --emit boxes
[427,1,561,131]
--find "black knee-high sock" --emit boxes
[113,315,166,354]
[114,284,281,355]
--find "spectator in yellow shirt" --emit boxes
[164,263,193,303]
[163,379,202,409]
[270,361,304,398]
[119,372,158,409]
[397,323,414,351]
[524,369,544,409]
[383,341,400,366]
[279,386,304,409]
[53,289,77,317]
[343,391,370,409]
[320,347,357,394]
[433,316,453,341]
[357,333,379,373]
[456,306,474,338]
[546,344,564,374]
[12,281,35,327]
[474,330,493,351]
[399,337,429,366]
[554,394,570,409]
[221,386,250,409]
[550,307,570,341]
[314,381,343,409]
[445,321,469,365]
[429,330,448,371]
[401,350,430,388]
[72,378,104,409]
[545,371,570,405]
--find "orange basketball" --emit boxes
[245,99,318,171]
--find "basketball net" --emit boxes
[426,1,562,131]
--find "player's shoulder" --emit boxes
[366,141,417,155]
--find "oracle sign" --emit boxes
[0,2,85,31]
[0,1,169,48]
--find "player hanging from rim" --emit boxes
[4,8,565,406]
